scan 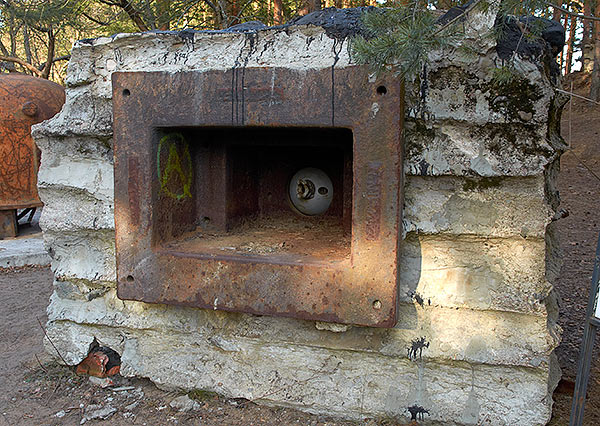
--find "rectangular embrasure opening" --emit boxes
[153,126,353,263]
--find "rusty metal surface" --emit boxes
[0,210,17,238]
[113,67,404,327]
[0,74,65,210]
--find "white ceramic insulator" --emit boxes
[288,167,333,216]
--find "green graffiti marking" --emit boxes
[157,133,192,200]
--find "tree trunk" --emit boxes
[590,0,600,100]
[8,15,18,57]
[558,7,568,71]
[229,0,240,25]
[552,4,562,21]
[273,0,284,25]
[565,13,577,74]
[143,1,158,29]
[204,0,228,29]
[583,0,592,44]
[118,0,150,32]
[23,25,32,65]
[40,28,55,80]
[1,14,17,72]
[581,0,592,70]
[438,0,455,10]
[156,0,171,31]
[299,0,321,16]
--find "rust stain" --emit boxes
[217,86,285,104]
[128,157,140,226]
[365,161,383,241]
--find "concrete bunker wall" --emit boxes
[33,7,566,425]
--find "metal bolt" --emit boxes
[297,179,316,200]
[21,101,38,117]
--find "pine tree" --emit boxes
[349,0,554,80]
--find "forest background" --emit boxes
[1,0,600,95]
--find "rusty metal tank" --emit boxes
[0,74,65,210]
[0,74,65,237]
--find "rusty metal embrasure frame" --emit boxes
[113,67,403,327]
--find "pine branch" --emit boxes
[0,54,43,76]
[350,5,462,78]
[98,0,149,31]
[545,1,600,22]
[37,54,71,71]
[82,11,112,26]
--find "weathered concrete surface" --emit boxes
[34,5,566,425]
[0,235,50,268]
[0,211,51,269]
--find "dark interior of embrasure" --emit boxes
[153,126,353,262]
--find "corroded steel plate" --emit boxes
[0,74,65,209]
[113,67,403,327]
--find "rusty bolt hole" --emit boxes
[372,300,382,310]
[122,89,131,97]
[376,85,387,95]
[126,275,134,282]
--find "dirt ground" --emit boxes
[547,78,600,425]
[0,267,384,426]
[1,81,600,426]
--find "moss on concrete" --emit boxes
[484,75,543,121]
